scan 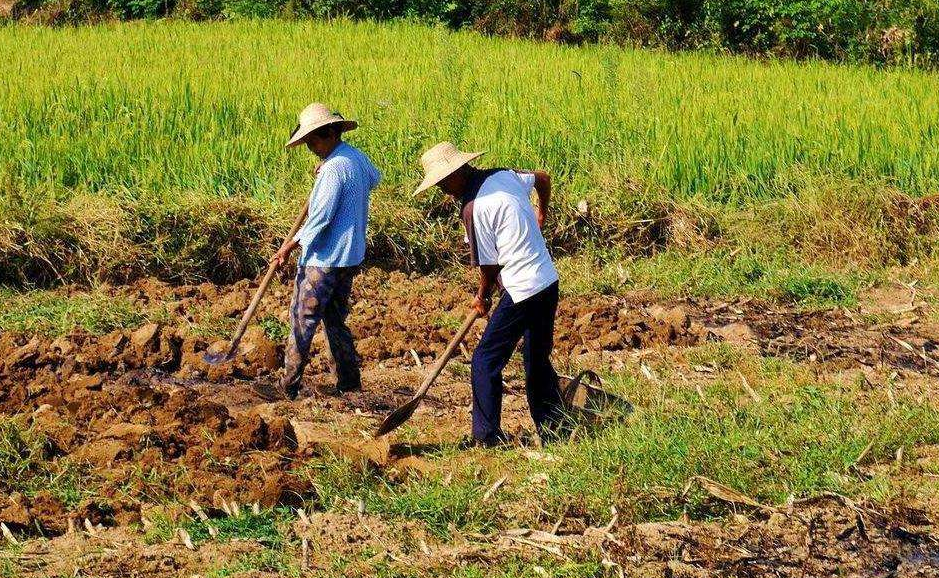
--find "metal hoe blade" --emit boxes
[375,398,421,437]
[202,349,235,365]
[374,310,480,437]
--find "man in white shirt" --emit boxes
[416,142,565,446]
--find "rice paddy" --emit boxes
[2,20,939,577]
[0,20,938,289]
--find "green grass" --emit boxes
[535,351,939,523]
[0,543,24,578]
[0,21,937,288]
[296,347,939,534]
[0,417,96,508]
[186,306,237,339]
[142,507,300,577]
[0,287,151,336]
[144,507,291,546]
[557,248,872,306]
[300,455,502,539]
[0,418,47,491]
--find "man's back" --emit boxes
[462,169,558,303]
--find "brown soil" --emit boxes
[1,270,937,575]
[610,495,939,577]
[10,494,938,577]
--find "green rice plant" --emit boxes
[1,21,938,287]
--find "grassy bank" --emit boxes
[1,21,938,292]
[299,346,939,530]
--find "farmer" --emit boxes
[253,103,380,401]
[415,142,566,446]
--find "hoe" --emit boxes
[203,204,308,365]
[376,310,480,436]
[375,316,632,437]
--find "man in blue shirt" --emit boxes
[254,103,380,401]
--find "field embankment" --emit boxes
[1,21,939,302]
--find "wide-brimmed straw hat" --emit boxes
[415,142,485,193]
[285,102,358,149]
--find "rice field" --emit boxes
[2,21,939,577]
[1,20,938,286]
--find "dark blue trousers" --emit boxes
[471,281,564,442]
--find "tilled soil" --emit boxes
[1,269,937,576]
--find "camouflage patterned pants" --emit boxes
[280,266,361,397]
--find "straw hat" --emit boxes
[285,103,358,149]
[415,142,485,193]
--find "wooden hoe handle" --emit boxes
[224,203,309,357]
[414,310,481,397]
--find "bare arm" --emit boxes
[472,264,502,316]
[531,170,551,228]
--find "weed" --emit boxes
[258,314,289,342]
[0,418,46,492]
[433,311,463,332]
[0,543,24,578]
[0,288,146,336]
[188,307,236,339]
[145,506,290,546]
[0,418,95,508]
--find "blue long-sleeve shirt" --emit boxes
[293,142,380,267]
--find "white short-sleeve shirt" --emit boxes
[461,170,559,303]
